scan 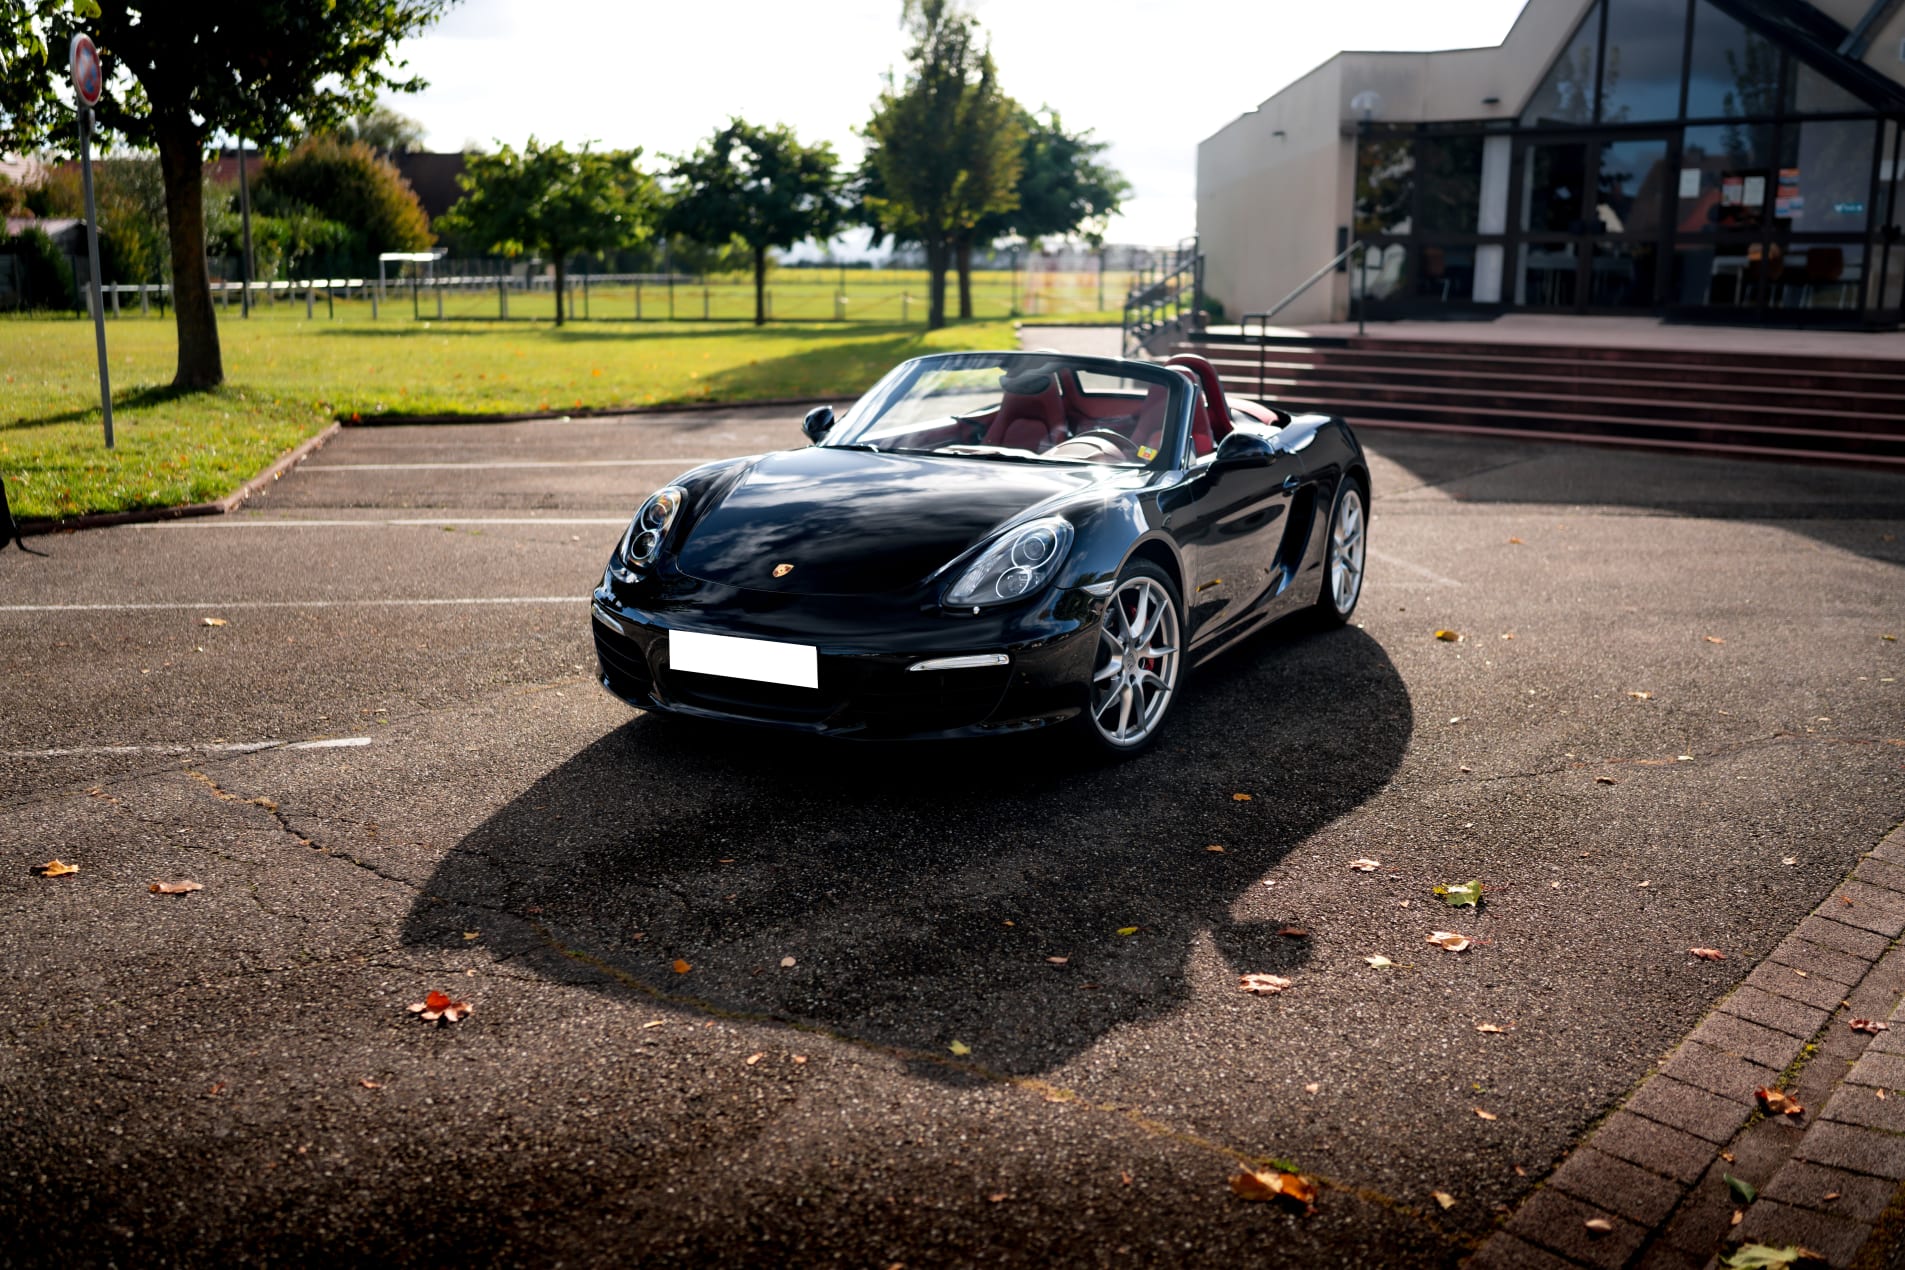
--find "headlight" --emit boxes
[944,516,1074,608]
[618,485,686,570]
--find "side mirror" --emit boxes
[802,405,835,443]
[1212,430,1275,470]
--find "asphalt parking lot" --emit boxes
[3,405,1903,1266]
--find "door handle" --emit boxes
[1281,475,1300,492]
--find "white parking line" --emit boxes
[142,518,630,530]
[1368,549,1463,587]
[0,597,590,613]
[299,458,717,471]
[6,736,373,759]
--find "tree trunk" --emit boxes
[155,116,223,390]
[552,256,566,327]
[752,245,767,327]
[955,238,973,320]
[924,238,948,331]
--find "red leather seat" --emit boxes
[983,373,1067,451]
[1165,353,1234,452]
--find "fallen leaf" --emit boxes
[1364,954,1394,968]
[1755,1086,1803,1117]
[1349,858,1381,872]
[1476,1023,1508,1034]
[1232,793,1252,802]
[1793,969,1809,978]
[1231,1167,1318,1208]
[1722,1245,1830,1268]
[1500,631,1516,640]
[1434,629,1461,642]
[1690,948,1726,961]
[31,860,78,877]
[1726,1173,1758,1204]
[1595,775,1619,785]
[149,879,203,894]
[987,1192,1008,1203]
[1782,856,1798,866]
[1732,1209,1744,1226]
[358,1078,382,1090]
[1304,1082,1320,1094]
[641,1020,665,1029]
[1474,1107,1498,1121]
[1849,1019,1889,1035]
[1877,1088,1888,1101]
[1637,880,1651,888]
[1514,1165,1526,1177]
[791,1055,807,1065]
[1432,1190,1456,1210]
[1433,880,1482,908]
[1121,1171,1133,1185]
[1507,537,1523,545]
[1239,973,1293,995]
[1427,931,1472,952]
[1459,764,1473,773]
[1046,956,1069,965]
[461,930,479,941]
[1206,844,1225,853]
[1277,926,1311,938]
[744,1052,764,1066]
[1116,925,1140,936]
[1584,1218,1613,1235]
[1628,690,1654,700]
[1823,1192,1840,1201]
[200,617,228,627]
[779,956,797,968]
[672,959,692,975]
[1705,635,1726,644]
[407,990,471,1023]
[948,1040,971,1056]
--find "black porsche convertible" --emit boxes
[590,350,1369,753]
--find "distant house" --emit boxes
[392,152,467,223]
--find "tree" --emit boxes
[961,105,1128,316]
[437,139,654,326]
[663,119,841,327]
[338,103,426,156]
[0,0,453,389]
[254,136,432,261]
[862,0,1021,329]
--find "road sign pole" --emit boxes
[237,135,254,319]
[77,105,115,449]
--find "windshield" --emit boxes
[823,352,1188,468]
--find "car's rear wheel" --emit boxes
[1316,476,1367,625]
[1083,560,1183,755]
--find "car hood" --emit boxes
[674,447,1113,595]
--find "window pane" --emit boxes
[1522,143,1588,232]
[1779,119,1875,234]
[1352,243,1410,301]
[1598,137,1671,235]
[1771,243,1862,310]
[1590,241,1659,306]
[1882,124,1902,233]
[1416,245,1476,302]
[1786,62,1869,114]
[1674,241,1770,305]
[1685,0,1780,119]
[1420,137,1484,233]
[1521,1,1600,127]
[1677,123,1776,233]
[1517,242,1580,306]
[1599,0,1687,123]
[1355,136,1414,236]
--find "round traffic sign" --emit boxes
[70,34,102,108]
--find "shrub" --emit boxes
[10,227,77,311]
[254,136,433,259]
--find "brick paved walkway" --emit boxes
[1469,828,1905,1270]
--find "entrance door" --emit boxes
[1514,133,1675,312]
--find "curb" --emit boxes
[15,421,342,538]
[338,395,843,428]
[1468,824,1905,1270]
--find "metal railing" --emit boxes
[1236,240,1369,396]
[1120,236,1202,357]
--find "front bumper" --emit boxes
[590,573,1101,739]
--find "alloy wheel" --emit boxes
[1329,486,1366,616]
[1090,576,1180,747]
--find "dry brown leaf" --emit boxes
[791,1055,808,1065]
[1704,635,1725,644]
[1823,1191,1841,1201]
[1477,1023,1508,1034]
[1878,1088,1888,1101]
[1231,1167,1318,1209]
[1304,1082,1320,1094]
[1046,956,1069,965]
[1850,1019,1889,1035]
[672,959,692,975]
[1500,631,1516,640]
[1206,844,1225,853]
[1121,1171,1133,1186]
[1431,1191,1455,1210]
[200,617,228,627]
[1364,954,1394,968]
[779,955,796,968]
[987,1192,1008,1203]
[948,1039,971,1056]
[31,859,78,877]
[1277,926,1311,938]
[1434,629,1461,642]
[149,879,204,894]
[1349,858,1381,872]
[641,1019,665,1029]
[1474,1107,1498,1121]
[408,990,471,1023]
[1232,793,1252,802]
[1628,690,1654,700]
[359,1078,383,1089]
[1514,1165,1527,1177]
[744,1052,765,1066]
[1427,930,1472,952]
[1595,775,1619,785]
[1755,1086,1803,1117]
[1730,1209,1743,1227]
[1690,948,1725,961]
[1239,973,1293,995]
[1507,537,1523,545]
[1584,1218,1613,1235]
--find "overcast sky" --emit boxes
[400,0,1530,247]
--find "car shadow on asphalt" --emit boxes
[400,622,1411,1080]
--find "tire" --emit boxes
[1080,558,1185,756]
[1314,475,1368,626]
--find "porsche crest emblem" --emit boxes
[772,563,794,578]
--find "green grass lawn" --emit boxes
[0,312,1019,522]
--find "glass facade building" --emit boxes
[1351,0,1905,326]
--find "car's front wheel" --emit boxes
[1316,476,1367,625]
[1083,559,1183,755]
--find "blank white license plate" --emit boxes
[669,630,818,689]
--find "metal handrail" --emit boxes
[1236,240,1369,399]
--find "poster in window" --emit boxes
[1742,175,1766,208]
[1775,167,1801,218]
[1720,176,1743,206]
